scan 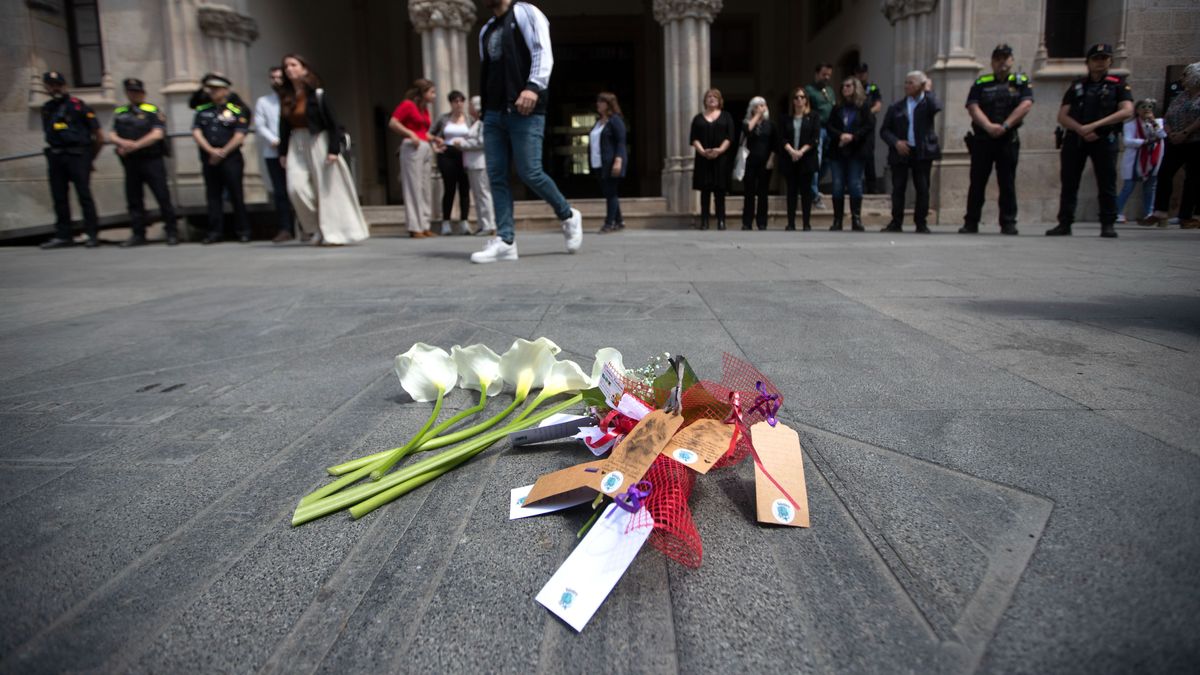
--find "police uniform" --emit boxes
[193,91,250,242]
[40,72,100,246]
[1050,44,1133,237]
[862,78,883,192]
[113,79,177,244]
[963,68,1034,233]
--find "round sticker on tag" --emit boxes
[772,498,795,524]
[672,448,699,465]
[600,470,624,494]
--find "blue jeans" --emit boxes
[811,126,828,198]
[1116,175,1157,219]
[483,111,572,242]
[829,156,864,200]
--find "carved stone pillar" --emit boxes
[654,0,722,214]
[408,0,475,119]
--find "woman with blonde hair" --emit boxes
[591,91,628,233]
[690,88,736,230]
[278,54,369,245]
[390,79,437,238]
[739,96,777,230]
[780,87,821,230]
[825,76,874,231]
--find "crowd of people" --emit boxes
[32,0,1200,257]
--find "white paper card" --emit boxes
[597,363,624,407]
[575,426,616,456]
[615,393,654,421]
[535,503,654,632]
[538,413,590,428]
[509,484,594,520]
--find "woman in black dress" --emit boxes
[690,88,735,230]
[780,87,821,230]
[825,77,875,231]
[740,96,777,230]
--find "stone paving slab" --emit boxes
[0,224,1197,673]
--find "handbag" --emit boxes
[732,136,749,182]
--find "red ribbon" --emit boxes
[584,408,640,450]
[725,391,802,514]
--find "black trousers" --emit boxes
[1057,134,1119,227]
[700,189,726,222]
[202,152,250,239]
[437,149,470,221]
[1153,141,1199,219]
[781,158,814,227]
[46,149,98,240]
[864,131,878,192]
[742,163,771,228]
[599,173,623,225]
[264,156,293,235]
[890,159,932,226]
[964,135,1020,228]
[122,154,177,238]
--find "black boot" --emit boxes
[830,199,844,231]
[958,223,978,234]
[716,219,726,231]
[1045,224,1072,236]
[1100,223,1118,238]
[699,213,710,230]
[1000,224,1018,236]
[850,197,864,231]
[785,221,796,231]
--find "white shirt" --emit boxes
[589,120,605,169]
[906,93,924,146]
[442,119,471,145]
[254,92,281,159]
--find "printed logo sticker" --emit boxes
[516,496,526,506]
[672,448,698,465]
[600,471,624,494]
[559,588,577,609]
[772,498,795,525]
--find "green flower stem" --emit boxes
[369,386,446,480]
[424,386,488,443]
[291,394,582,527]
[349,447,475,520]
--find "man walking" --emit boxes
[111,78,179,247]
[961,44,1034,235]
[255,66,295,243]
[471,0,582,264]
[805,63,836,209]
[39,71,104,249]
[1047,43,1133,238]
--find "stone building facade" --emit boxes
[1,0,1197,238]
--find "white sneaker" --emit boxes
[561,207,582,253]
[1115,214,1126,224]
[474,227,496,237]
[440,220,452,236]
[1169,217,1181,225]
[470,237,518,264]
[458,220,472,235]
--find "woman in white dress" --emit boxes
[278,53,369,246]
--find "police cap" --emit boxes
[203,73,233,89]
[1086,43,1114,59]
[123,78,146,92]
[992,44,1013,58]
[42,71,66,85]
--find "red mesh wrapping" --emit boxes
[642,453,701,567]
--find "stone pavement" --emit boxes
[0,222,1198,674]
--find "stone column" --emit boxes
[654,0,723,215]
[408,0,475,119]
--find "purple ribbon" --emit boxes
[748,381,781,427]
[609,481,654,516]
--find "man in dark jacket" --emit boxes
[880,71,942,233]
[472,0,582,263]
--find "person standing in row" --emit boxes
[472,0,583,264]
[430,90,473,236]
[780,87,820,231]
[192,73,251,244]
[1146,62,1200,228]
[826,77,874,232]
[856,63,884,194]
[590,91,627,234]
[1047,43,1133,238]
[1117,99,1166,225]
[805,63,836,209]
[391,79,436,238]
[255,66,295,243]
[691,88,735,230]
[279,54,370,246]
[39,71,103,249]
[740,96,776,230]
[451,96,496,237]
[111,78,178,247]
[961,44,1034,235]
[881,71,942,234]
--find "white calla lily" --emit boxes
[394,343,457,402]
[499,338,558,399]
[589,347,625,386]
[451,344,503,396]
[542,359,591,396]
[533,336,562,355]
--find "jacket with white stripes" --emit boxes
[478,1,553,115]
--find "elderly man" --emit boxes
[880,71,942,233]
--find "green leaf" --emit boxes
[580,386,607,410]
[652,357,701,408]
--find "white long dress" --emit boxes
[285,127,370,244]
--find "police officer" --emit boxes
[39,71,104,249]
[192,73,251,244]
[961,44,1034,235]
[1047,43,1134,238]
[856,63,884,193]
[112,78,178,247]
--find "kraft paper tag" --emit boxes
[750,421,810,528]
[594,410,684,497]
[523,459,605,507]
[661,418,736,474]
[535,503,654,632]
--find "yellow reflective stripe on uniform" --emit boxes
[114,106,130,114]
[138,103,159,112]
[976,74,996,85]
[226,103,242,114]
[196,102,214,111]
